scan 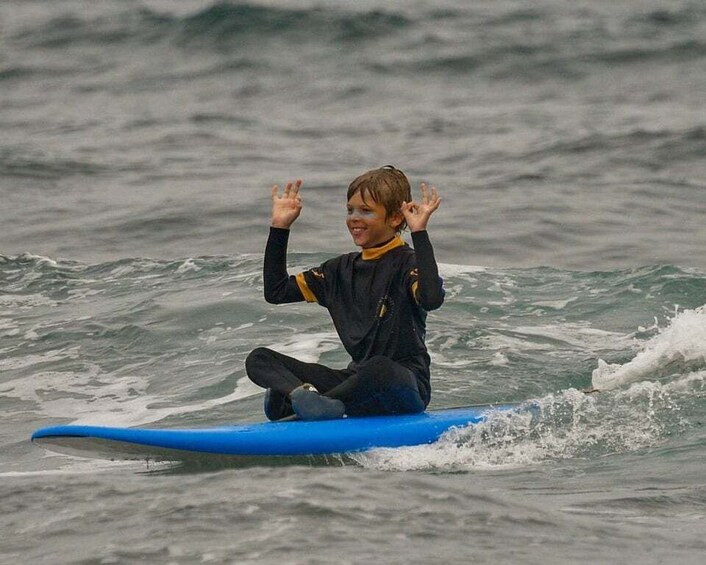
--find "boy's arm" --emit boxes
[263,180,306,304]
[411,231,445,311]
[263,227,305,304]
[402,182,444,311]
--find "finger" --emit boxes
[271,185,280,200]
[429,187,440,208]
[422,183,431,204]
[291,179,302,198]
[426,196,442,215]
[284,182,293,197]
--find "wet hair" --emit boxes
[346,165,412,232]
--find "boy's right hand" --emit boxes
[271,180,303,229]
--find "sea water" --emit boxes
[1,1,705,563]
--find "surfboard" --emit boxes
[31,403,521,462]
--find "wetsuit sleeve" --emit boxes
[263,227,305,304]
[299,259,336,307]
[410,230,445,311]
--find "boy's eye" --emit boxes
[347,207,377,218]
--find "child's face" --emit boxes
[346,191,402,249]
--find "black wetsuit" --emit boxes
[245,227,444,419]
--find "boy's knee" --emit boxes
[245,347,274,374]
[358,356,412,388]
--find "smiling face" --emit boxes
[346,191,403,248]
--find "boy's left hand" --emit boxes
[401,183,442,232]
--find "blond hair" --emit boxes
[347,166,411,232]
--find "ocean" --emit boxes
[1,0,705,563]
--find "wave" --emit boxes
[0,65,76,82]
[10,10,172,49]
[376,38,706,79]
[184,2,409,41]
[6,1,704,86]
[10,2,410,50]
[592,305,706,390]
[357,297,706,471]
[14,2,701,54]
[355,368,706,471]
[521,126,706,168]
[0,148,108,180]
[369,3,706,79]
[629,5,706,27]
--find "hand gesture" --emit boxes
[401,183,442,233]
[271,180,303,229]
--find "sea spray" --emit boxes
[354,371,704,472]
[592,305,706,391]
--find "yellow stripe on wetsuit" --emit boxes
[411,280,420,304]
[295,272,318,303]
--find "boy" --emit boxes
[246,166,444,421]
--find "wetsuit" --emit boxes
[245,227,444,419]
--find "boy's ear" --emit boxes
[389,211,405,231]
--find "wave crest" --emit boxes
[12,2,410,50]
[592,305,706,391]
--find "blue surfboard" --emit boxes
[31,404,521,462]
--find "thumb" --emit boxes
[402,201,417,214]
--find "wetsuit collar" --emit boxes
[361,235,405,261]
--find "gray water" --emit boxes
[1,1,706,563]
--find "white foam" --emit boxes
[94,376,263,427]
[472,324,632,360]
[16,252,59,267]
[353,373,701,472]
[512,324,635,350]
[0,319,20,337]
[592,305,706,390]
[532,297,578,310]
[352,394,586,472]
[24,329,40,341]
[438,262,487,277]
[176,258,201,274]
[110,264,136,276]
[8,327,341,429]
[0,458,143,478]
[0,293,57,309]
[3,363,262,428]
[489,351,510,366]
[0,346,80,371]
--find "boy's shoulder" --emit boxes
[388,240,416,262]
